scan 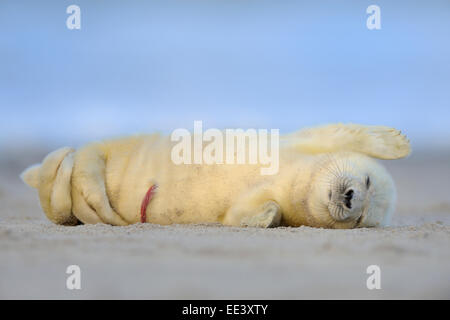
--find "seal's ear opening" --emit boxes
[21,164,41,189]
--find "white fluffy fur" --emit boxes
[21,123,410,228]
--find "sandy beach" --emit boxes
[1,148,449,299]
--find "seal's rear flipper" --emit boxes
[20,147,79,226]
[20,164,41,188]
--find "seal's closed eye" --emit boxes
[366,176,371,189]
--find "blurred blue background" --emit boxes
[1,0,449,150]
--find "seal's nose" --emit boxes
[343,189,354,209]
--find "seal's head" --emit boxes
[305,152,396,229]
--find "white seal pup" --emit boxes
[21,123,410,229]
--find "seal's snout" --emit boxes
[328,180,367,222]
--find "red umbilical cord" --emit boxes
[140,184,158,223]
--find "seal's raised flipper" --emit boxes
[281,123,411,160]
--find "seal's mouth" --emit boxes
[327,187,368,224]
[354,212,364,227]
[327,203,365,228]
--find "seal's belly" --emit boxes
[139,163,263,225]
[104,136,264,225]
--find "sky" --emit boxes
[1,0,449,150]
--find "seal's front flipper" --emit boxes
[240,201,281,228]
[282,123,411,160]
[223,183,282,228]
